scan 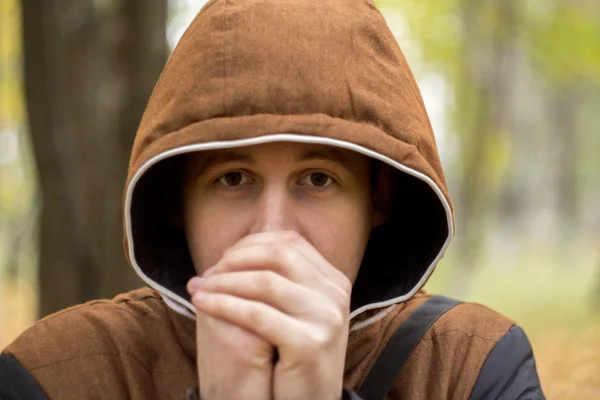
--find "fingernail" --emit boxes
[188,277,205,291]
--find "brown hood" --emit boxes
[123,0,454,320]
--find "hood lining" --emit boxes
[125,133,453,320]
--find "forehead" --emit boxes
[186,142,369,174]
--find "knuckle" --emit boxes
[327,281,351,308]
[332,309,347,329]
[296,326,333,352]
[255,271,278,295]
[323,306,347,330]
[269,240,286,258]
[283,231,302,244]
[271,231,301,252]
[332,284,351,307]
[308,329,330,349]
[270,242,293,268]
[339,276,352,295]
[339,284,352,305]
[331,268,352,294]
[247,305,264,327]
[217,256,234,272]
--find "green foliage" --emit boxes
[522,1,600,83]
[378,0,600,305]
[379,0,600,83]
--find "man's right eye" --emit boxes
[217,172,250,186]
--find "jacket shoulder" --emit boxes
[428,299,515,340]
[394,297,534,399]
[469,324,545,399]
[345,294,516,394]
[4,288,165,369]
[1,288,193,400]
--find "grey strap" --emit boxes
[357,295,461,400]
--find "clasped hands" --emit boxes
[187,231,352,400]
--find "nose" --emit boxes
[251,182,296,233]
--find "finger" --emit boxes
[195,313,274,373]
[204,241,318,286]
[221,231,335,278]
[223,231,301,254]
[191,291,345,353]
[203,241,351,306]
[188,271,329,318]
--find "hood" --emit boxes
[124,0,454,321]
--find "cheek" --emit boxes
[299,196,372,283]
[184,198,249,274]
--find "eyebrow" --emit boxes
[295,148,353,169]
[190,146,354,177]
[191,150,254,176]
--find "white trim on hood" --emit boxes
[161,293,196,319]
[350,304,396,332]
[125,133,454,322]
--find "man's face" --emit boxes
[182,142,379,283]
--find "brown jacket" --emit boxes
[3,288,527,399]
[2,0,543,398]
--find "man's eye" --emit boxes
[217,172,250,186]
[300,172,334,187]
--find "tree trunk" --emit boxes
[21,0,167,318]
[552,84,581,239]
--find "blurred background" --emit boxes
[0,0,598,397]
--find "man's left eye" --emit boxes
[299,172,334,187]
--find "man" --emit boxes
[0,0,545,399]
